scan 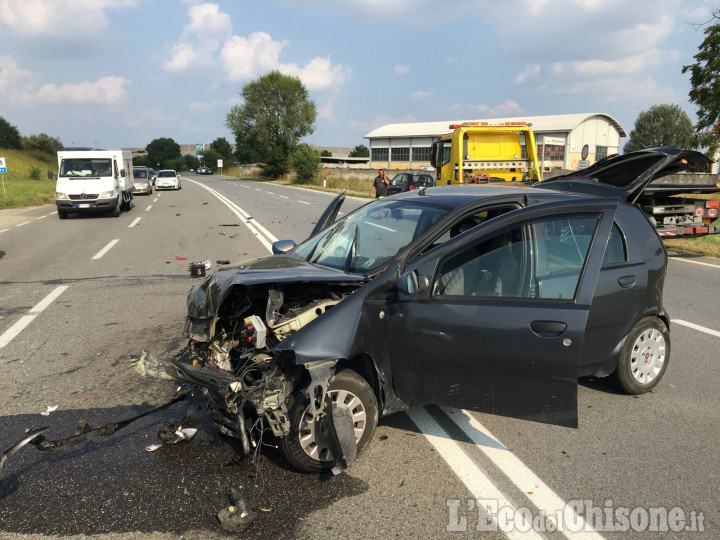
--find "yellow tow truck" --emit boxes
[430,122,542,185]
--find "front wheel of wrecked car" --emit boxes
[280,369,378,473]
[614,317,670,395]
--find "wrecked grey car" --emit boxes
[145,148,708,473]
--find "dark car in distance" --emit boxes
[197,167,213,175]
[387,172,435,195]
[141,148,709,474]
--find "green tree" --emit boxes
[682,15,720,157]
[183,154,201,170]
[22,133,63,154]
[349,144,369,158]
[133,154,149,166]
[145,137,181,169]
[225,71,317,178]
[200,148,221,170]
[0,116,22,149]
[320,149,332,157]
[623,104,697,153]
[210,137,234,165]
[234,130,264,164]
[289,143,321,184]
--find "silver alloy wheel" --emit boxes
[298,389,367,462]
[629,327,666,384]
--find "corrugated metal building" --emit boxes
[364,113,627,171]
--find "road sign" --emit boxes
[542,137,565,146]
[0,156,6,173]
[577,160,590,170]
[196,143,204,155]
[217,159,223,168]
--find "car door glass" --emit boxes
[602,223,626,265]
[432,213,601,300]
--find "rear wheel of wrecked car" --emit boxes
[281,369,378,473]
[614,317,669,395]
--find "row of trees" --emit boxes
[0,116,63,153]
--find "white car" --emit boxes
[155,169,181,190]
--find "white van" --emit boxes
[55,150,134,219]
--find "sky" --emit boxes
[0,0,717,151]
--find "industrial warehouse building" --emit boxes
[364,113,627,172]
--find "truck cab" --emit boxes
[430,122,541,185]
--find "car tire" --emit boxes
[58,210,67,220]
[280,369,378,473]
[614,317,670,394]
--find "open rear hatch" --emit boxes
[535,148,712,203]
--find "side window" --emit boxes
[440,141,452,166]
[602,223,626,265]
[425,205,519,253]
[432,213,601,300]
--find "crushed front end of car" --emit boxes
[139,256,369,472]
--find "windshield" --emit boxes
[134,169,148,179]
[59,158,112,178]
[158,170,177,177]
[292,198,451,273]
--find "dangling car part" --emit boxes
[0,389,192,476]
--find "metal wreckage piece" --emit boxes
[0,389,194,476]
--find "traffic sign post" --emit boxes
[0,157,6,197]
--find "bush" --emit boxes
[289,144,320,184]
[28,166,41,180]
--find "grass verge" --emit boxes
[0,148,57,210]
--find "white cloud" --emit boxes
[165,4,352,90]
[35,76,130,104]
[514,64,540,84]
[395,65,410,75]
[284,56,352,90]
[221,31,288,80]
[409,90,432,100]
[0,0,139,37]
[221,32,350,90]
[163,42,199,72]
[0,55,129,105]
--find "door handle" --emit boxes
[530,320,567,337]
[618,275,636,288]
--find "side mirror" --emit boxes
[272,239,297,254]
[397,270,428,295]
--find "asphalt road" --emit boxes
[0,175,717,539]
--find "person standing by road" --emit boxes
[370,169,390,198]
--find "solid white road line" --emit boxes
[15,221,30,227]
[36,215,47,220]
[145,205,152,212]
[185,179,278,252]
[670,257,720,269]
[91,239,119,260]
[128,217,141,228]
[407,407,544,540]
[0,286,69,349]
[673,319,720,338]
[442,407,603,539]
[0,228,8,234]
[280,195,289,199]
[299,200,310,205]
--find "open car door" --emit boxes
[388,198,620,428]
[309,190,346,238]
